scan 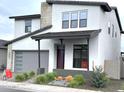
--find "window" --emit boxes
[79,10,87,27]
[62,10,88,29]
[115,32,117,38]
[62,13,69,29]
[73,45,88,68]
[25,19,32,33]
[112,24,114,37]
[108,22,111,35]
[71,12,78,28]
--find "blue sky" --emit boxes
[0,0,124,51]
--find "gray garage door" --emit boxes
[14,51,49,73]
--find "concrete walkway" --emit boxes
[0,80,97,92]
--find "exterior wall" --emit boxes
[52,4,101,32]
[15,18,40,38]
[97,9,121,79]
[7,44,13,71]
[0,49,7,66]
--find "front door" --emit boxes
[57,45,65,69]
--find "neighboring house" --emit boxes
[0,40,7,70]
[5,0,123,79]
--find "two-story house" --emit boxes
[5,0,122,79]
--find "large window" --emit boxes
[73,45,88,68]
[62,10,88,29]
[79,10,87,27]
[62,13,69,29]
[71,12,78,28]
[25,19,32,33]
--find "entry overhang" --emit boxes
[31,29,101,40]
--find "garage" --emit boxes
[14,51,49,73]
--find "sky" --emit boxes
[0,0,124,51]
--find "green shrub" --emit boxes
[29,71,35,78]
[68,74,85,88]
[74,74,85,85]
[46,72,57,81]
[23,72,29,80]
[68,80,79,88]
[15,74,24,82]
[35,75,48,84]
[91,66,109,88]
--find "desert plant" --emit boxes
[91,66,109,88]
[15,74,25,82]
[46,72,57,81]
[74,74,85,85]
[35,75,48,84]
[28,71,35,78]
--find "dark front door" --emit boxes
[57,45,65,69]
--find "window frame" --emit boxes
[70,11,78,28]
[79,10,88,27]
[73,44,88,69]
[62,12,69,29]
[25,19,32,33]
[62,9,88,29]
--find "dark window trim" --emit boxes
[25,19,32,33]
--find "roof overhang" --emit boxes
[46,0,111,12]
[31,29,101,40]
[9,14,41,20]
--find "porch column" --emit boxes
[38,39,41,68]
[36,39,41,74]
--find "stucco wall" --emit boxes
[52,4,101,32]
[15,18,40,38]
[98,9,121,79]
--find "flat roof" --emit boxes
[31,29,101,40]
[46,0,111,12]
[9,14,41,20]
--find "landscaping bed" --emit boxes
[11,67,124,92]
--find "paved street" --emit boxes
[0,87,28,92]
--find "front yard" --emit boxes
[3,68,124,92]
[79,79,124,92]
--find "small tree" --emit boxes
[91,66,109,88]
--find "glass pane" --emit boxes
[73,45,88,68]
[71,12,78,20]
[79,19,87,27]
[62,21,69,29]
[79,10,87,19]
[25,20,31,26]
[62,12,69,20]
[71,20,78,28]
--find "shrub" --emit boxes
[15,74,24,82]
[35,75,48,84]
[68,74,85,88]
[23,72,29,80]
[91,66,109,88]
[65,75,73,82]
[29,71,35,78]
[68,80,79,88]
[46,72,57,81]
[74,75,85,85]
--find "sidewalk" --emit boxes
[0,80,97,92]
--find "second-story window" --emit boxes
[25,19,32,33]
[71,12,78,28]
[79,10,87,27]
[62,13,69,29]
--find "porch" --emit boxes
[31,29,101,73]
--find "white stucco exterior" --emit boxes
[15,18,40,38]
[7,2,121,79]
